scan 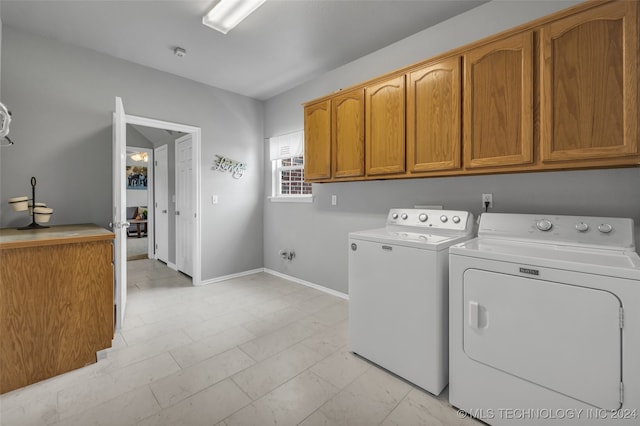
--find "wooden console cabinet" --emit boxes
[0,224,114,394]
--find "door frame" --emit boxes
[124,114,202,286]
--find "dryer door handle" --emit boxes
[469,300,480,329]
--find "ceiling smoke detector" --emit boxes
[174,47,187,57]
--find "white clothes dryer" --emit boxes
[349,208,474,395]
[449,213,640,425]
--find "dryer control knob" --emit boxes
[391,213,398,220]
[536,219,553,231]
[440,215,448,223]
[418,213,428,222]
[575,222,589,232]
[452,216,461,224]
[401,213,408,220]
[598,223,613,234]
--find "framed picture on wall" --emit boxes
[126,166,148,190]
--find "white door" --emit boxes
[175,135,194,277]
[463,268,622,409]
[154,145,169,263]
[112,97,128,329]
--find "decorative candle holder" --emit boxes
[34,207,54,223]
[28,202,47,215]
[10,177,53,230]
[8,196,29,211]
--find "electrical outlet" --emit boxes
[331,195,337,206]
[482,193,493,209]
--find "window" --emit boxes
[275,156,312,196]
[269,131,313,202]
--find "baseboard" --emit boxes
[198,268,265,286]
[167,262,178,271]
[264,268,349,300]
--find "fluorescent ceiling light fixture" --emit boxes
[203,0,266,34]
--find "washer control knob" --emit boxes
[575,222,589,232]
[418,213,428,222]
[391,213,398,220]
[598,223,613,234]
[440,215,448,223]
[536,219,553,232]
[401,213,408,220]
[452,216,461,224]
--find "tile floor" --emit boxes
[0,259,481,426]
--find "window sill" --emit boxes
[269,196,314,204]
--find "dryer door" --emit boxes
[463,269,621,410]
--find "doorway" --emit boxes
[125,146,153,261]
[124,115,201,285]
[113,98,202,328]
[125,122,199,276]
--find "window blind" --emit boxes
[269,130,303,161]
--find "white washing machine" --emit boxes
[349,208,474,395]
[449,213,640,425]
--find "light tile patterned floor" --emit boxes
[0,259,481,426]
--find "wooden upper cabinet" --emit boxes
[304,100,331,181]
[366,75,406,176]
[332,89,365,178]
[463,31,534,169]
[540,1,638,162]
[407,56,462,173]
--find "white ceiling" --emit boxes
[1,0,486,100]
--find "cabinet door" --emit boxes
[332,89,365,178]
[304,100,331,181]
[463,32,534,169]
[540,1,638,162]
[407,57,461,172]
[366,75,406,176]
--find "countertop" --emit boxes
[0,224,114,249]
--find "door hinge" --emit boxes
[620,382,624,404]
[155,160,158,166]
[620,307,624,329]
[155,243,158,250]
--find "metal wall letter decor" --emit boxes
[213,155,247,179]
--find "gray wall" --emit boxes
[263,0,640,294]
[0,26,264,281]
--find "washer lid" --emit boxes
[350,227,472,250]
